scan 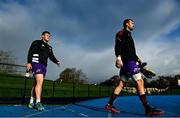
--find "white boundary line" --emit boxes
[151,98,179,116]
[24,105,89,117]
[107,112,112,118]
[79,113,88,117]
[24,106,67,117]
[164,111,178,116]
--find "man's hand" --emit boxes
[137,58,142,65]
[115,56,123,68]
[57,61,60,67]
[26,63,32,71]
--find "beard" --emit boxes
[129,27,134,31]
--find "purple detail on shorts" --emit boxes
[31,63,46,77]
[120,61,140,76]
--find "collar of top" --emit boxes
[124,29,131,34]
[42,39,47,43]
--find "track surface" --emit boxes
[0,95,179,117]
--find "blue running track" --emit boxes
[0,95,179,117]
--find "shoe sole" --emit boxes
[105,108,120,114]
[146,111,164,116]
[35,107,45,111]
[28,105,34,109]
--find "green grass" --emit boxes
[1,73,179,98]
[0,73,114,98]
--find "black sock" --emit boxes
[108,93,119,106]
[138,94,150,109]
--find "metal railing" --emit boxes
[0,73,114,98]
[0,63,179,102]
[0,62,114,98]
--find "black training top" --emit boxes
[27,40,59,67]
[115,29,139,62]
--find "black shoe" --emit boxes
[145,106,164,116]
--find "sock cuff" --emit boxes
[139,94,149,106]
[112,93,119,97]
[30,97,35,104]
[139,94,146,97]
[36,99,41,103]
[30,96,35,100]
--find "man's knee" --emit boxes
[35,74,44,84]
[112,75,127,88]
[136,79,144,86]
[116,80,126,89]
[136,79,145,95]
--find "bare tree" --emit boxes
[56,68,88,84]
[0,50,18,74]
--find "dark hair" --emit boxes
[123,19,133,29]
[42,31,51,35]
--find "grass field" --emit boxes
[0,73,179,99]
[0,73,115,98]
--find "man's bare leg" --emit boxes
[105,81,124,113]
[34,74,44,103]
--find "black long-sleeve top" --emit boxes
[115,29,139,63]
[27,40,59,67]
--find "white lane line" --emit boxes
[67,108,88,117]
[25,105,89,117]
[13,105,22,106]
[24,106,67,117]
[25,110,47,117]
[164,111,178,116]
[108,112,112,118]
[67,108,75,112]
[148,99,180,116]
[79,113,88,117]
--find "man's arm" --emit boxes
[115,34,123,57]
[49,47,60,66]
[114,33,124,68]
[136,56,142,64]
[26,40,39,71]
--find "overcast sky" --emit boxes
[0,0,180,83]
